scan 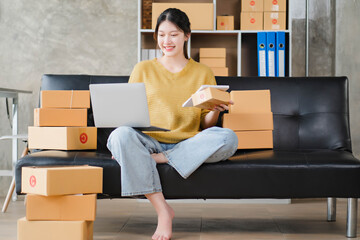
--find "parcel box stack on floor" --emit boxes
[223,90,274,149]
[200,48,229,77]
[18,165,103,240]
[29,90,97,150]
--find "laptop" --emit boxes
[89,83,169,131]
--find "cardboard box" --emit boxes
[18,217,93,240]
[41,90,90,109]
[21,165,103,196]
[217,16,234,30]
[264,0,287,12]
[200,58,226,68]
[26,194,97,221]
[28,126,97,150]
[200,48,226,58]
[264,12,286,30]
[241,12,263,30]
[152,3,213,30]
[210,67,229,76]
[241,0,264,12]
[223,113,273,131]
[235,130,273,149]
[229,90,271,113]
[192,87,230,109]
[34,108,87,127]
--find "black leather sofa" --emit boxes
[16,74,360,237]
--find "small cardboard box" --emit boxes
[241,12,263,30]
[28,126,97,150]
[264,0,287,12]
[217,16,234,30]
[18,217,93,240]
[192,87,230,109]
[21,165,103,196]
[34,108,87,127]
[200,48,226,58]
[152,3,213,30]
[26,194,97,221]
[264,12,286,30]
[229,90,271,113]
[41,90,90,109]
[200,58,226,68]
[210,67,229,76]
[241,0,264,12]
[235,130,273,149]
[223,113,273,131]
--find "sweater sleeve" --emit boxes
[128,62,143,83]
[200,68,217,123]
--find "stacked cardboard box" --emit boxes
[241,0,287,30]
[223,90,274,149]
[264,0,287,30]
[18,165,103,240]
[241,0,264,30]
[199,48,229,76]
[29,90,97,150]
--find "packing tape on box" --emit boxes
[271,12,279,19]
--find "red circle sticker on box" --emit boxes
[250,1,255,6]
[29,175,36,187]
[80,133,88,144]
[200,93,205,99]
[273,0,278,5]
[250,18,256,24]
[272,19,278,24]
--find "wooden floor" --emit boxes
[1,197,360,239]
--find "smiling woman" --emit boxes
[154,8,191,60]
[106,8,238,240]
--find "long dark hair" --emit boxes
[154,8,191,59]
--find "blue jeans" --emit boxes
[107,126,238,196]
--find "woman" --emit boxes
[107,8,238,240]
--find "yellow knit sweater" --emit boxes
[129,58,216,143]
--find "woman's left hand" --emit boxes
[210,100,234,112]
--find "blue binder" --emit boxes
[276,32,286,77]
[257,32,267,77]
[266,32,276,77]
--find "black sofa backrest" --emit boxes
[40,74,352,152]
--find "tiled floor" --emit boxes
[1,197,360,239]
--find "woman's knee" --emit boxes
[220,128,238,153]
[205,127,238,153]
[107,126,136,149]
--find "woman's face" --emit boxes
[157,20,189,58]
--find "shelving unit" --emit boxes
[138,0,292,77]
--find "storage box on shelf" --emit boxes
[217,15,234,30]
[199,48,229,76]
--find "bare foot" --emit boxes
[151,153,169,164]
[152,203,175,240]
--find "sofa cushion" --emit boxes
[16,149,360,199]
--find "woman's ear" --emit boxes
[185,33,191,41]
